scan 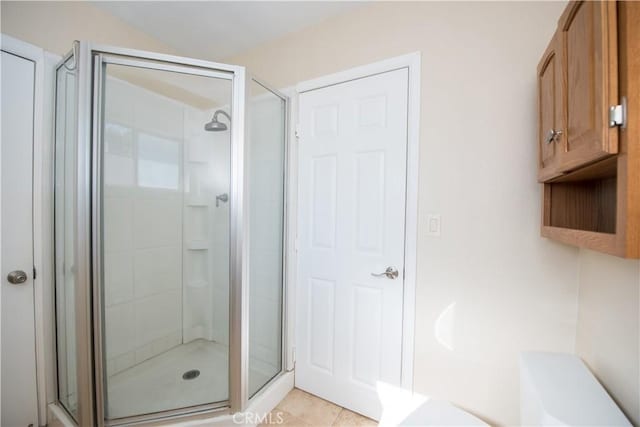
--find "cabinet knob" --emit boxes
[545,129,563,144]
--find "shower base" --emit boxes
[107,339,274,419]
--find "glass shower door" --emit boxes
[96,56,233,420]
[54,42,289,426]
[54,51,79,421]
[247,79,287,397]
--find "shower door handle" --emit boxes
[371,267,399,280]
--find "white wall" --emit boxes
[227,2,578,425]
[575,249,640,425]
[0,1,177,57]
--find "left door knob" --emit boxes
[7,270,27,285]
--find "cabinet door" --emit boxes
[538,32,564,182]
[560,0,618,172]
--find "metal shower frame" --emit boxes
[54,41,290,427]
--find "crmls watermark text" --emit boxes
[232,411,285,425]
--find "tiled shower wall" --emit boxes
[103,75,232,376]
[182,107,230,346]
[103,77,185,375]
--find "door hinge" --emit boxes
[295,124,301,139]
[292,346,296,364]
[609,97,627,128]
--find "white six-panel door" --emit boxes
[1,50,40,427]
[296,68,409,420]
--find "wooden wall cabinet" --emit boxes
[537,1,640,258]
[537,1,618,181]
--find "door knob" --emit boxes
[7,270,28,285]
[215,193,229,207]
[371,267,399,280]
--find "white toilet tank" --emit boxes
[520,352,631,426]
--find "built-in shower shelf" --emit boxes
[186,240,209,250]
[186,200,209,207]
[187,280,208,289]
[187,159,209,165]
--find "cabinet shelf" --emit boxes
[543,173,616,234]
[541,227,619,256]
[548,156,617,183]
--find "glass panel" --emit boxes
[100,62,232,419]
[54,54,79,420]
[247,80,286,397]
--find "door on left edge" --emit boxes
[1,50,40,427]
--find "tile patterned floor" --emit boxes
[261,388,378,426]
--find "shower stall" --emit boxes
[53,42,288,425]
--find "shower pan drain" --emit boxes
[182,369,200,380]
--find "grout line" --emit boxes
[330,408,345,426]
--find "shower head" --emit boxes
[204,109,231,132]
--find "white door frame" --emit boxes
[1,33,58,426]
[293,52,421,390]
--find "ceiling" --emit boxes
[93,1,363,61]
